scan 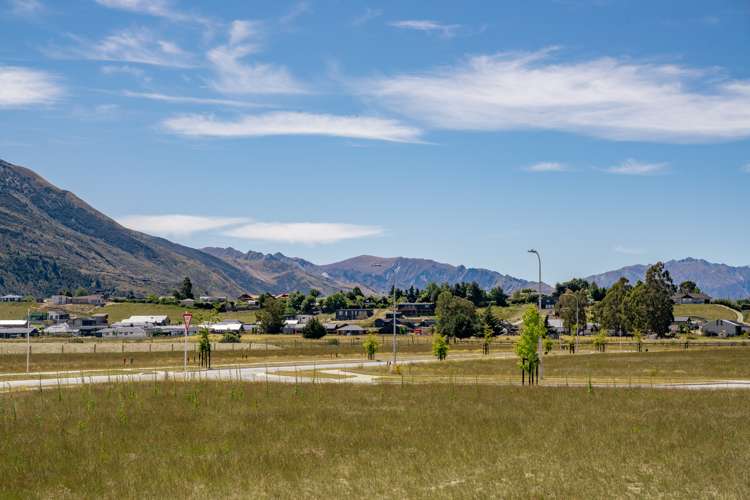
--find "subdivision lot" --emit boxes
[1,382,748,498]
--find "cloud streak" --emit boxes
[225,222,384,244]
[604,159,668,175]
[117,214,249,237]
[162,112,423,143]
[389,19,461,37]
[121,90,261,108]
[94,0,212,25]
[0,66,62,107]
[525,161,568,172]
[363,48,750,143]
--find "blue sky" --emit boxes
[1,0,749,284]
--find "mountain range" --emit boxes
[586,258,750,300]
[1,159,748,299]
[0,159,548,297]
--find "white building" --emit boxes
[0,294,23,302]
[203,319,243,333]
[45,323,79,336]
[0,319,28,328]
[114,315,170,327]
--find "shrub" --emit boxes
[220,332,241,343]
[432,334,448,361]
[301,318,326,339]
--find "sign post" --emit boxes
[182,312,193,375]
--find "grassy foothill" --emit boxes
[673,303,741,322]
[357,348,750,383]
[1,382,749,498]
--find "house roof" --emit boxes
[338,325,365,332]
[672,291,711,300]
[0,320,28,327]
[0,327,37,335]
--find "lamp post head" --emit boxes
[528,249,538,255]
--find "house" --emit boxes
[337,324,366,336]
[100,326,149,339]
[199,295,227,303]
[547,318,566,335]
[672,292,712,304]
[323,322,342,333]
[70,314,108,336]
[114,315,170,327]
[44,323,79,336]
[150,325,199,337]
[0,294,23,302]
[397,303,435,317]
[0,319,29,328]
[47,310,70,322]
[335,308,374,321]
[282,319,305,334]
[670,316,702,334]
[701,319,749,337]
[374,317,413,334]
[70,294,106,306]
[205,319,243,333]
[0,327,37,339]
[179,299,196,307]
[48,295,72,305]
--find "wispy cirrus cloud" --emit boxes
[389,19,462,37]
[47,28,195,68]
[741,163,750,173]
[118,214,384,244]
[207,20,306,95]
[280,1,312,25]
[362,48,750,143]
[94,0,213,25]
[162,112,423,143]
[117,214,249,237]
[0,66,62,107]
[604,159,668,175]
[225,222,384,244]
[614,245,646,256]
[525,161,569,173]
[352,7,382,26]
[100,64,151,82]
[8,0,44,16]
[121,90,261,108]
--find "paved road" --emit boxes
[3,352,750,392]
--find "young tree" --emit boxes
[301,317,326,339]
[362,335,379,360]
[432,334,448,361]
[515,306,545,385]
[258,297,286,334]
[198,328,211,369]
[436,291,481,339]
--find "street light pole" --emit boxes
[528,249,543,382]
[26,307,30,373]
[373,263,400,371]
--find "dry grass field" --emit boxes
[1,381,749,498]
[355,348,750,383]
[673,303,740,321]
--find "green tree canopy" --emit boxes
[678,280,701,294]
[556,289,588,334]
[258,297,286,334]
[596,277,631,335]
[301,317,326,339]
[488,286,508,306]
[515,306,545,377]
[436,291,481,339]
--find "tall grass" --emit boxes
[1,382,748,498]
